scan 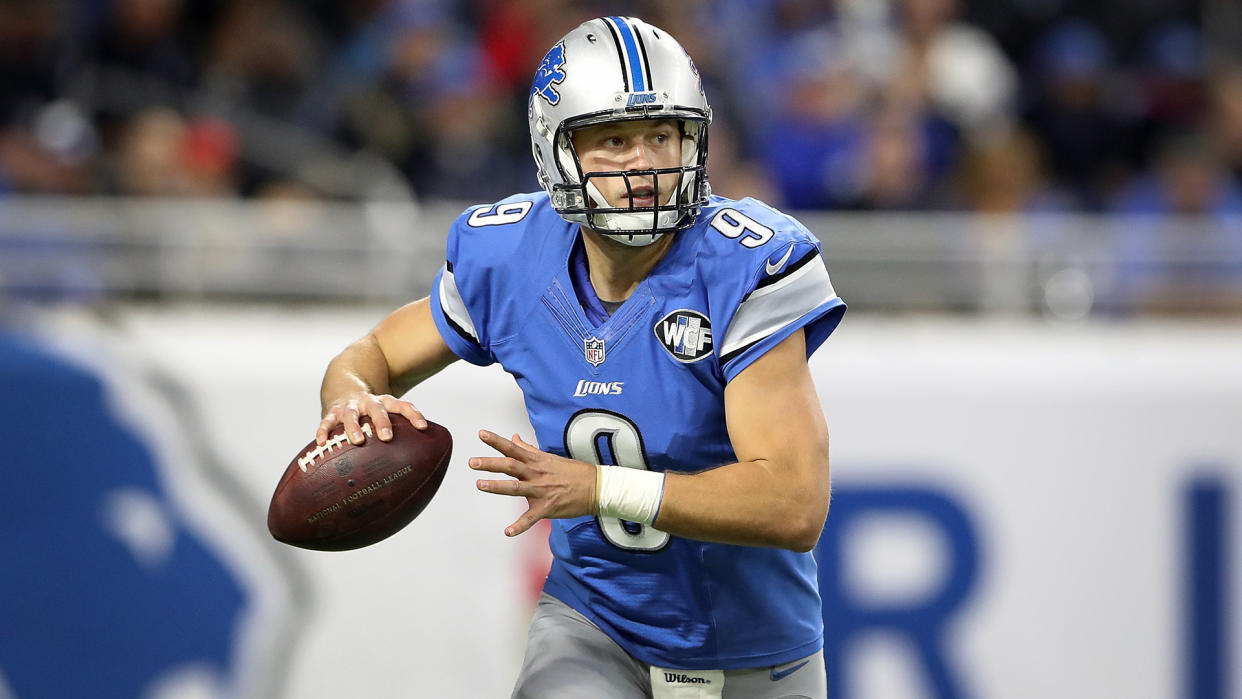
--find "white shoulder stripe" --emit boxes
[437,266,479,342]
[720,256,837,359]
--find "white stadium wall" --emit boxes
[3,306,1239,699]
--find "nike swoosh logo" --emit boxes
[765,243,795,276]
[770,659,810,682]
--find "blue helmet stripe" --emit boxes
[606,16,646,92]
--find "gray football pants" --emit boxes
[512,593,827,699]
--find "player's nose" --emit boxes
[623,140,655,170]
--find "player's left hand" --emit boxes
[470,430,596,537]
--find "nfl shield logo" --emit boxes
[584,337,606,366]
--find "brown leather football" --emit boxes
[267,417,452,551]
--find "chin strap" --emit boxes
[601,230,664,247]
[583,181,684,245]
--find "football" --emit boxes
[267,417,452,551]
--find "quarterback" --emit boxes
[316,16,845,699]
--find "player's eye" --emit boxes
[653,128,677,145]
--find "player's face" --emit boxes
[571,119,683,210]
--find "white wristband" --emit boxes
[596,466,666,526]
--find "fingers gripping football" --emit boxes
[470,430,597,537]
[317,393,428,446]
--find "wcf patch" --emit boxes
[654,309,712,363]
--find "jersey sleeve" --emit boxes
[428,206,497,367]
[708,201,846,382]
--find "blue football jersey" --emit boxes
[429,192,846,670]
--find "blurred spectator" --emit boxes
[81,0,195,119]
[887,0,1018,138]
[1021,20,1137,210]
[329,1,450,176]
[1105,130,1242,314]
[182,116,238,196]
[1126,20,1210,188]
[103,0,190,74]
[111,106,238,197]
[202,1,334,134]
[1138,21,1206,128]
[759,28,868,209]
[0,100,98,194]
[712,0,838,140]
[1111,129,1242,216]
[413,78,531,200]
[842,101,944,211]
[0,1,95,194]
[1208,65,1242,181]
[758,22,963,211]
[330,0,531,200]
[113,107,189,195]
[0,0,71,126]
[705,119,780,205]
[955,127,1071,213]
[476,0,584,94]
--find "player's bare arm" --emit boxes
[318,296,459,446]
[471,328,831,552]
[657,328,831,551]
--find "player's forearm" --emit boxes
[370,297,460,397]
[319,334,394,413]
[654,457,830,552]
[653,328,832,551]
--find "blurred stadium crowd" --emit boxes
[3,0,1242,214]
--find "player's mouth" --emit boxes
[627,186,657,208]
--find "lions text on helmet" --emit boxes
[528,16,712,246]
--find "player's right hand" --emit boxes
[317,393,428,446]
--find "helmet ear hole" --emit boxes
[555,132,580,185]
[531,144,551,187]
[680,121,700,168]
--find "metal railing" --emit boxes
[2,196,1241,317]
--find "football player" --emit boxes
[316,16,845,699]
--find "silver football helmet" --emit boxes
[528,17,712,246]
